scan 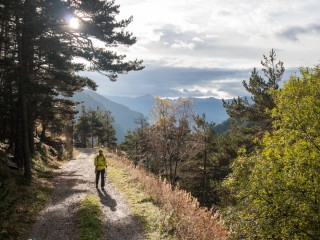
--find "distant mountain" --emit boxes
[192,97,229,124]
[71,90,143,143]
[106,95,230,124]
[106,95,155,117]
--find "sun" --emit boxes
[69,17,79,29]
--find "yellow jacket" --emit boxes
[94,155,107,171]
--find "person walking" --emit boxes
[94,148,107,189]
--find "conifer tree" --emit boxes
[0,0,143,179]
[98,110,117,148]
[120,115,149,166]
[223,49,284,132]
[74,105,90,148]
[179,114,217,206]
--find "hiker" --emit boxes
[94,148,107,189]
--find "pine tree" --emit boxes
[0,0,144,179]
[98,110,117,148]
[120,115,149,167]
[179,114,217,206]
[74,105,90,148]
[223,49,285,132]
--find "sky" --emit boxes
[87,0,320,99]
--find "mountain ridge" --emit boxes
[71,90,143,143]
[105,94,230,124]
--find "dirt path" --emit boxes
[27,148,145,240]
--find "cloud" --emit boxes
[80,66,253,99]
[80,64,299,100]
[114,0,320,69]
[171,40,195,50]
[192,37,204,42]
[278,23,320,41]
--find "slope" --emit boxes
[72,90,143,143]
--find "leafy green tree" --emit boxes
[224,65,320,239]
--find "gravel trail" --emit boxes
[27,148,145,240]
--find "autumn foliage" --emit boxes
[109,151,227,240]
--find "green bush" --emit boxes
[224,65,320,239]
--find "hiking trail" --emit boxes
[28,148,145,240]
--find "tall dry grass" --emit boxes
[108,150,228,240]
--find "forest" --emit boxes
[120,51,320,239]
[1,0,320,239]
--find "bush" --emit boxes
[110,153,227,239]
[224,65,320,239]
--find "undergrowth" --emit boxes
[0,142,70,239]
[106,161,176,240]
[77,195,104,240]
[106,151,228,240]
[0,161,52,240]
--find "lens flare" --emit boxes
[69,17,79,29]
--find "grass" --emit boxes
[106,155,177,240]
[77,195,104,240]
[0,161,52,240]
[0,141,74,239]
[106,151,227,240]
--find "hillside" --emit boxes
[71,90,143,143]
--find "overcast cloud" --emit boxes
[86,0,320,98]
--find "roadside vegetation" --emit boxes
[0,141,65,239]
[77,195,104,240]
[106,153,175,240]
[106,151,227,240]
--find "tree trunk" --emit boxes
[82,133,86,148]
[14,105,24,168]
[41,123,47,140]
[28,110,35,154]
[91,132,93,148]
[21,94,31,180]
[7,99,16,153]
[16,0,33,180]
[202,136,207,200]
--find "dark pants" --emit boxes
[96,169,105,188]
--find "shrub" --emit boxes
[110,152,227,239]
[224,65,320,239]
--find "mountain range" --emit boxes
[71,90,232,143]
[106,95,230,124]
[71,90,143,143]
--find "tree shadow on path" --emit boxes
[97,188,117,212]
